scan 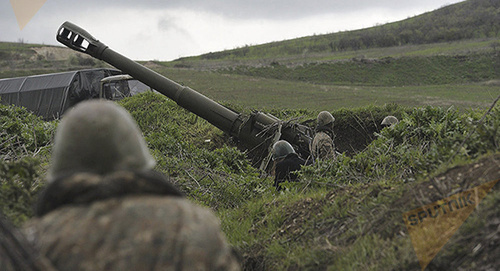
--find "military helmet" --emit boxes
[47,100,156,181]
[381,116,399,126]
[272,140,295,161]
[317,111,335,127]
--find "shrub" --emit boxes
[0,104,55,225]
[119,93,269,210]
[300,105,500,187]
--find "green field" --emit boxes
[148,66,499,111]
[170,37,500,66]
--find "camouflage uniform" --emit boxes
[311,111,336,161]
[23,171,240,271]
[311,131,336,161]
[0,212,56,271]
[22,100,241,271]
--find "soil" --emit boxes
[334,120,379,154]
[242,153,500,270]
[30,46,88,61]
[0,46,100,76]
[400,153,500,270]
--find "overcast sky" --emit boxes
[1,0,465,61]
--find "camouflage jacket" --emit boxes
[23,171,241,271]
[311,131,336,161]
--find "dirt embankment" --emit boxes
[0,45,107,78]
[242,153,500,270]
[29,46,90,61]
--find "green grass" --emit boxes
[1,94,499,270]
[218,53,500,87]
[0,104,56,226]
[171,37,500,66]
[0,41,108,79]
[174,0,499,62]
[148,66,498,111]
[215,103,500,270]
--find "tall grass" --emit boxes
[0,104,56,225]
[1,93,499,269]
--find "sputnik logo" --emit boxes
[9,0,48,30]
[403,179,499,270]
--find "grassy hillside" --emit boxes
[153,1,499,111]
[0,42,108,78]
[216,52,499,86]
[178,0,500,61]
[1,93,499,270]
[2,42,497,111]
[1,1,499,111]
[133,65,499,111]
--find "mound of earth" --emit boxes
[241,153,499,270]
[400,153,500,270]
[30,46,89,61]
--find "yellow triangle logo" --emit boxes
[9,0,48,30]
[403,178,499,271]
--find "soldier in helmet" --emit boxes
[311,111,336,161]
[23,100,240,271]
[272,140,307,191]
[381,115,399,128]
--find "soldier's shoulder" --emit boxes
[313,132,333,144]
[312,132,336,160]
[23,196,239,270]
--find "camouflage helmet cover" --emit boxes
[317,111,335,127]
[381,116,399,126]
[47,100,156,181]
[272,140,295,160]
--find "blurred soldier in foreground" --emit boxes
[381,115,399,128]
[310,111,336,161]
[22,100,240,271]
[272,140,307,191]
[0,212,56,271]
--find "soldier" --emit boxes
[381,115,399,128]
[311,111,336,161]
[23,100,240,271]
[0,212,56,271]
[272,140,307,191]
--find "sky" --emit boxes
[1,0,465,61]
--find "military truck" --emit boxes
[100,74,153,100]
[0,69,152,120]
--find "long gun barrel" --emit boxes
[56,21,312,167]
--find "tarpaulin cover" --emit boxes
[0,69,121,120]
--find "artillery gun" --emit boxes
[56,21,313,169]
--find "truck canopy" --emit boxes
[0,68,121,120]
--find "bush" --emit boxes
[119,93,269,210]
[0,104,55,225]
[0,104,55,159]
[0,157,44,226]
[300,105,500,187]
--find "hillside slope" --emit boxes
[161,0,500,90]
[1,91,499,270]
[186,0,500,61]
[0,42,108,79]
[2,0,499,92]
